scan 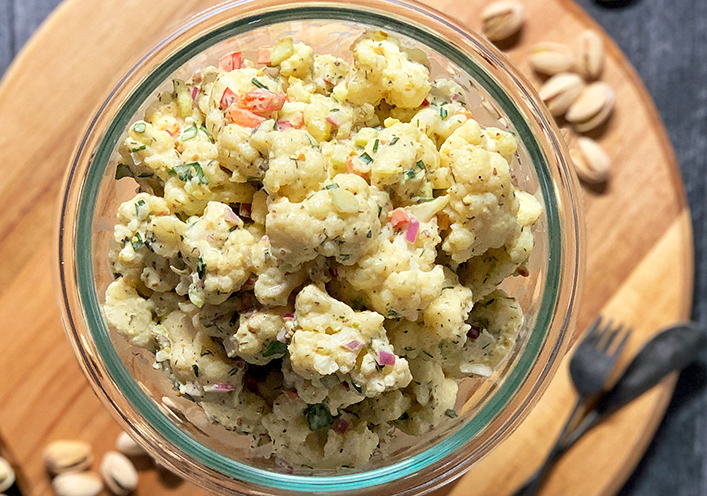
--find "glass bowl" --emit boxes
[57,0,583,494]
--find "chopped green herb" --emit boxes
[130,232,144,252]
[138,172,154,178]
[263,340,288,357]
[130,144,146,153]
[377,205,383,216]
[366,230,372,238]
[115,164,134,180]
[228,367,240,376]
[273,121,278,131]
[351,382,362,394]
[416,160,426,170]
[404,168,417,180]
[197,256,207,279]
[445,409,458,418]
[484,298,496,306]
[359,152,373,164]
[192,364,199,378]
[132,122,146,133]
[304,403,334,431]
[372,139,379,153]
[246,176,261,182]
[181,125,198,141]
[397,412,410,421]
[330,108,340,112]
[325,183,340,190]
[168,162,209,184]
[199,125,214,143]
[135,199,146,216]
[351,297,366,311]
[390,136,400,146]
[387,309,400,318]
[440,106,448,120]
[251,78,268,89]
[423,351,434,359]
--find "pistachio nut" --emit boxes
[566,82,615,132]
[0,457,15,492]
[538,73,586,117]
[571,137,610,184]
[52,472,103,496]
[116,432,147,457]
[528,42,575,75]
[100,451,138,496]
[481,1,525,42]
[576,29,605,80]
[43,440,93,475]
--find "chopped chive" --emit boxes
[330,108,340,112]
[115,164,134,180]
[359,152,373,164]
[440,107,448,120]
[251,78,268,89]
[133,122,146,133]
[263,340,288,357]
[135,199,146,216]
[168,162,208,184]
[130,145,146,153]
[325,183,340,190]
[390,136,400,146]
[130,232,144,252]
[198,125,214,143]
[229,311,240,327]
[197,256,206,279]
[416,160,426,170]
[181,125,198,141]
[404,168,417,180]
[366,230,372,238]
[192,364,199,377]
[304,403,334,431]
[445,409,458,418]
[372,139,379,153]
[351,382,362,394]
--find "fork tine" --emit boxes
[582,316,603,345]
[609,327,632,357]
[599,323,624,352]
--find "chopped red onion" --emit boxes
[467,324,481,340]
[276,327,288,343]
[345,340,364,352]
[405,217,420,243]
[191,86,199,101]
[283,313,295,319]
[276,119,294,131]
[326,113,346,128]
[332,418,349,434]
[203,383,235,393]
[224,206,240,224]
[378,350,396,366]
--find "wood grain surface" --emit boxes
[0,1,693,495]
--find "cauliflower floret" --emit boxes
[289,285,412,397]
[104,278,155,348]
[279,42,314,79]
[440,119,522,264]
[442,290,523,378]
[223,308,294,366]
[266,174,383,267]
[180,202,255,306]
[311,54,350,95]
[263,394,379,469]
[282,360,365,412]
[250,128,327,202]
[480,127,518,163]
[396,355,458,436]
[217,123,265,182]
[334,31,431,108]
[350,390,412,425]
[335,219,444,321]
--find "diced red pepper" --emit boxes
[257,47,272,65]
[389,207,411,229]
[238,90,287,116]
[225,107,266,127]
[220,87,237,110]
[219,51,242,72]
[421,98,430,107]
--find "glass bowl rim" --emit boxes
[57,0,583,494]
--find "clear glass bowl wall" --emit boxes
[58,1,582,495]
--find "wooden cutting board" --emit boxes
[0,0,692,495]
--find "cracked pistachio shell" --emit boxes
[566,82,615,132]
[0,457,15,492]
[481,1,525,41]
[116,432,147,457]
[539,73,586,117]
[52,472,103,496]
[100,451,138,496]
[528,42,575,75]
[571,137,610,184]
[43,440,93,475]
[576,29,605,80]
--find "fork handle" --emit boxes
[510,397,585,496]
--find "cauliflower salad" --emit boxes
[103,31,542,469]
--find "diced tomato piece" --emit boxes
[276,119,294,131]
[220,87,237,110]
[238,90,287,116]
[225,107,266,127]
[389,207,411,229]
[421,98,430,107]
[219,51,242,72]
[257,47,272,65]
